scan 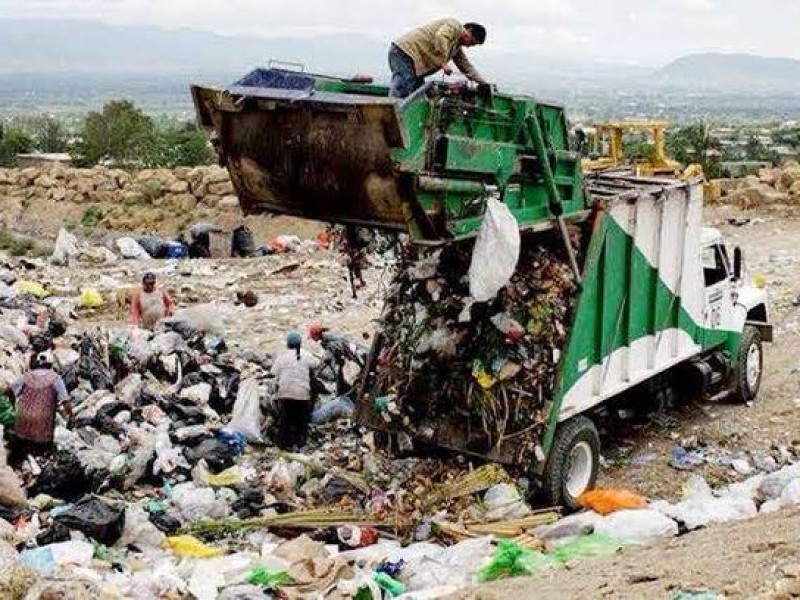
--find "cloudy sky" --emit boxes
[0,0,797,65]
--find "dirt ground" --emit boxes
[456,505,800,599]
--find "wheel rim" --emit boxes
[746,342,761,392]
[566,441,594,499]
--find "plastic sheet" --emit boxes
[229,378,263,442]
[115,237,151,260]
[54,496,126,545]
[79,288,105,308]
[595,509,678,545]
[479,540,557,582]
[468,197,521,302]
[164,535,224,558]
[51,228,80,266]
[651,476,757,531]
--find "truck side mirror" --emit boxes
[733,247,743,280]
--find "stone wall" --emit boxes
[0,165,239,212]
[0,165,323,242]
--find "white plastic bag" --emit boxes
[468,197,520,302]
[117,504,165,550]
[180,383,212,406]
[153,425,188,475]
[652,475,757,531]
[115,237,151,260]
[168,304,223,334]
[482,483,532,521]
[405,537,494,591]
[533,511,604,541]
[595,509,678,545]
[51,228,80,265]
[229,378,263,442]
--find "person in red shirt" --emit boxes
[130,272,175,329]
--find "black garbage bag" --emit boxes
[231,225,255,258]
[55,496,126,545]
[185,438,237,473]
[148,511,182,534]
[31,453,93,501]
[61,363,78,392]
[232,488,265,519]
[93,402,130,437]
[137,236,169,259]
[166,320,201,342]
[73,336,113,391]
[36,521,71,546]
[165,402,207,426]
[47,319,67,339]
[29,332,53,354]
[179,372,205,390]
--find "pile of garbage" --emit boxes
[0,253,578,598]
[364,233,578,461]
[52,224,324,268]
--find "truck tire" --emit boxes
[541,416,600,511]
[731,325,763,404]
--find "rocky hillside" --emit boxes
[0,165,322,244]
[715,162,800,208]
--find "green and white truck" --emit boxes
[192,69,772,507]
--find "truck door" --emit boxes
[702,243,733,345]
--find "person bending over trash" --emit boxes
[271,331,321,449]
[130,272,175,330]
[308,323,368,396]
[8,352,73,464]
[389,19,487,98]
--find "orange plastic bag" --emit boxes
[578,489,647,515]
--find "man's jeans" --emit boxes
[388,44,423,98]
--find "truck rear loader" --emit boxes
[192,68,772,508]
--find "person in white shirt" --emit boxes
[270,330,320,449]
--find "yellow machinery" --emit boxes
[583,121,683,176]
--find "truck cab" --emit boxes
[701,227,770,402]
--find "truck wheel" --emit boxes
[731,325,763,404]
[541,416,600,511]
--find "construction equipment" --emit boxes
[582,121,682,176]
[192,69,772,509]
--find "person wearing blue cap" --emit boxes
[271,330,320,449]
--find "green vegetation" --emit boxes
[80,206,104,229]
[73,100,156,167]
[0,228,36,257]
[34,116,69,153]
[71,99,212,168]
[666,123,723,178]
[0,125,35,167]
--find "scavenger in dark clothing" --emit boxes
[270,331,320,449]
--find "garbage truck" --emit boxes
[192,68,772,508]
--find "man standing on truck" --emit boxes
[389,19,487,98]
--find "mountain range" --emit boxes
[1,17,799,121]
[3,18,800,91]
